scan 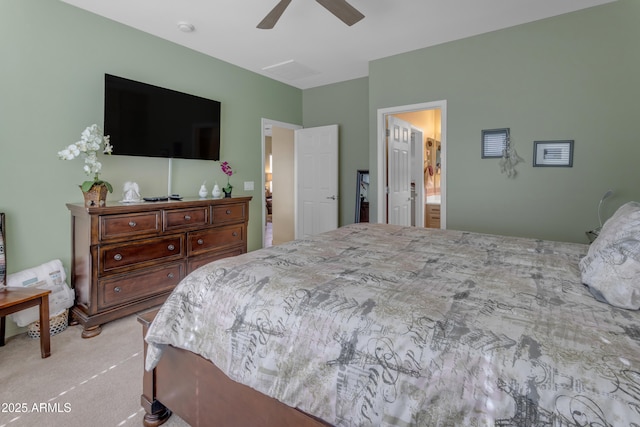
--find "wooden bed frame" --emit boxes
[138,309,331,427]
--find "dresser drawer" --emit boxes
[164,207,209,231]
[100,235,184,274]
[188,224,245,256]
[187,247,244,273]
[98,262,183,309]
[100,212,161,241]
[212,203,246,225]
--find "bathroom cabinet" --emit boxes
[425,204,440,228]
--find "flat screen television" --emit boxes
[104,74,221,161]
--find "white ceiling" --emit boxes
[60,0,615,90]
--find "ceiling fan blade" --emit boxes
[315,0,364,26]
[257,0,292,29]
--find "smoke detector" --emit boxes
[177,22,195,33]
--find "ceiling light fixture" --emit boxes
[177,21,195,33]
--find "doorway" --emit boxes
[261,119,302,248]
[260,119,339,247]
[376,100,447,228]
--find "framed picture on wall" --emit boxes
[481,128,509,158]
[533,140,574,167]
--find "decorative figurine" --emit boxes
[198,182,208,198]
[122,181,141,203]
[212,183,222,199]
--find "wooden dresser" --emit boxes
[66,196,251,338]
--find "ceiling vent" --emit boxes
[262,60,320,81]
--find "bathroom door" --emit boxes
[387,116,412,226]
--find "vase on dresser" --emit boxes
[82,183,109,208]
[223,182,233,198]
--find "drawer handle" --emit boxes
[114,286,121,293]
[184,215,191,220]
[167,273,174,279]
[128,221,137,227]
[232,231,238,237]
[167,244,176,251]
[197,239,204,245]
[114,254,123,261]
[226,209,232,215]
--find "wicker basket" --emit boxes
[27,309,69,339]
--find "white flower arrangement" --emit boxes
[58,124,114,193]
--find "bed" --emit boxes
[141,202,640,426]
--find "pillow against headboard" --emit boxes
[579,201,640,309]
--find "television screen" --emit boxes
[104,74,221,161]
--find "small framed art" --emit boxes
[481,128,509,158]
[533,140,574,167]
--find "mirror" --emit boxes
[355,170,369,223]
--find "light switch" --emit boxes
[244,181,254,191]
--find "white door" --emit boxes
[295,124,339,239]
[387,116,412,226]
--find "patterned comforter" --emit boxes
[145,223,640,426]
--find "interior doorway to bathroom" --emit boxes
[377,100,447,229]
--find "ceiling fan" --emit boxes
[257,0,364,29]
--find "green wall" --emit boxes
[303,77,369,225]
[1,0,302,266]
[0,0,301,335]
[367,0,640,243]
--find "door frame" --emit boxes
[261,118,302,248]
[376,100,447,227]
[411,126,425,226]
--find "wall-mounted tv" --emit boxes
[104,74,221,161]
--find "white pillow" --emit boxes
[579,201,640,309]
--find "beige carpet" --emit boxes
[0,312,189,427]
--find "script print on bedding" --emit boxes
[145,223,640,426]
